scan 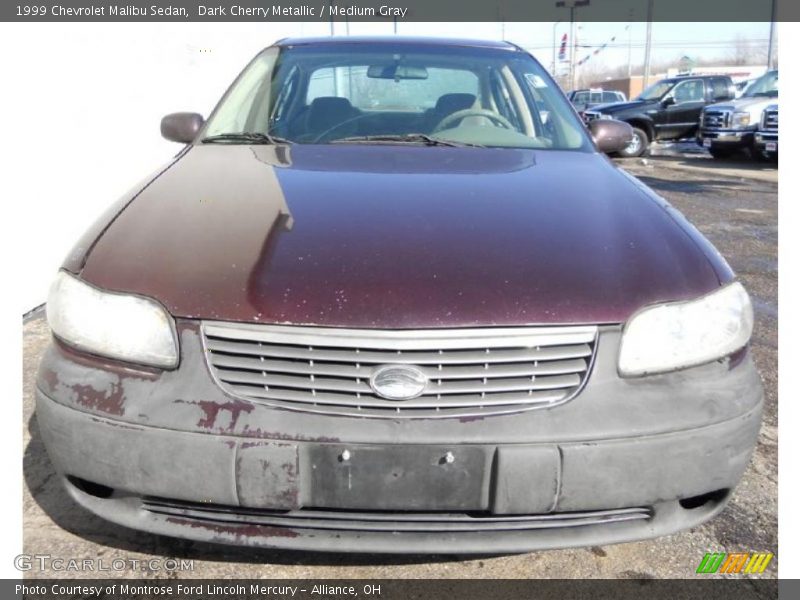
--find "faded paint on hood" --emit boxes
[78,144,731,328]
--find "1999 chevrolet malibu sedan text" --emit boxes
[36,37,762,553]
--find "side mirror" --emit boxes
[589,119,634,154]
[161,112,204,144]
[661,96,676,107]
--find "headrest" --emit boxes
[434,93,477,114]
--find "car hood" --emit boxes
[77,144,730,328]
[705,95,778,114]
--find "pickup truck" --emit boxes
[584,75,735,157]
[567,88,626,113]
[754,102,778,161]
[697,70,778,159]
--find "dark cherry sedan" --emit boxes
[37,37,761,553]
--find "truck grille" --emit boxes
[582,111,600,124]
[702,109,730,129]
[202,323,597,418]
[762,106,778,132]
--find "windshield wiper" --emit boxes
[332,134,483,147]
[201,132,293,145]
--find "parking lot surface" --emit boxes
[22,148,777,579]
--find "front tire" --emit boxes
[616,127,649,158]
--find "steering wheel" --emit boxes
[312,113,374,143]
[433,108,514,133]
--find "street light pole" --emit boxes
[556,0,590,90]
[767,0,777,69]
[643,0,655,88]
[569,7,577,90]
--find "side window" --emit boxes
[711,78,731,100]
[672,80,704,103]
[602,91,618,102]
[590,91,603,104]
[306,67,340,103]
[573,91,589,105]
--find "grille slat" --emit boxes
[142,497,652,533]
[221,385,568,409]
[702,109,730,129]
[762,106,778,131]
[211,354,588,379]
[203,323,597,418]
[206,338,593,364]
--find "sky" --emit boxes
[293,21,775,74]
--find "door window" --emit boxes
[671,80,704,104]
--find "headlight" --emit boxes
[618,282,753,377]
[731,111,751,128]
[46,271,179,368]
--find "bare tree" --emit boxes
[727,34,767,66]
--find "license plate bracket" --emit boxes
[703,138,712,148]
[304,444,491,511]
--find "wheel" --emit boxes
[708,147,736,159]
[615,127,648,158]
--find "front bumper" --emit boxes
[36,322,763,553]
[754,131,778,152]
[697,129,754,149]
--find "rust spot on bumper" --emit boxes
[175,398,254,430]
[165,516,299,539]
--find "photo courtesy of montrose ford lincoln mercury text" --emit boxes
[36,37,762,553]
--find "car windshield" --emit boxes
[202,42,591,150]
[743,71,778,98]
[636,81,674,101]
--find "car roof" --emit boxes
[275,36,518,51]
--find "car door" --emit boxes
[663,79,706,139]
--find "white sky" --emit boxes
[317,21,774,72]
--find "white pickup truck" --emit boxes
[697,70,778,159]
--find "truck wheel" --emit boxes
[616,127,649,158]
[708,147,736,159]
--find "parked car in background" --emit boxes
[37,37,760,554]
[754,102,778,161]
[697,70,778,159]
[567,88,626,113]
[584,74,735,157]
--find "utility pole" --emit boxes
[556,0,590,91]
[767,0,777,69]
[627,11,633,77]
[569,8,577,90]
[643,0,654,87]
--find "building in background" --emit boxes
[592,65,768,99]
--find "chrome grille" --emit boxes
[582,111,600,124]
[762,106,778,131]
[202,323,598,418]
[702,109,730,129]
